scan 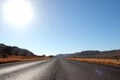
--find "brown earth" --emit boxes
[67,58,120,67]
[0,55,49,63]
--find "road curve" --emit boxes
[0,58,120,80]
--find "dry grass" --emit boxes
[0,56,49,63]
[67,58,120,67]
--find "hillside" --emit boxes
[0,44,35,58]
[56,50,120,59]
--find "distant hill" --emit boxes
[72,50,100,57]
[56,50,120,59]
[56,54,72,58]
[0,44,35,57]
[94,50,120,58]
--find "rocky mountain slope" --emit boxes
[0,44,35,57]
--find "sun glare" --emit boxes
[2,0,34,28]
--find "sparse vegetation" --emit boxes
[67,58,120,67]
[41,55,46,57]
[48,55,54,58]
[0,44,52,64]
[0,55,49,63]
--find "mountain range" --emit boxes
[56,50,120,59]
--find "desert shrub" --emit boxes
[42,55,46,57]
[2,54,8,58]
[48,55,54,58]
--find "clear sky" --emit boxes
[0,0,120,55]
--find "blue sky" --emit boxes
[0,0,120,55]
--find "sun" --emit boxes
[2,0,34,27]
